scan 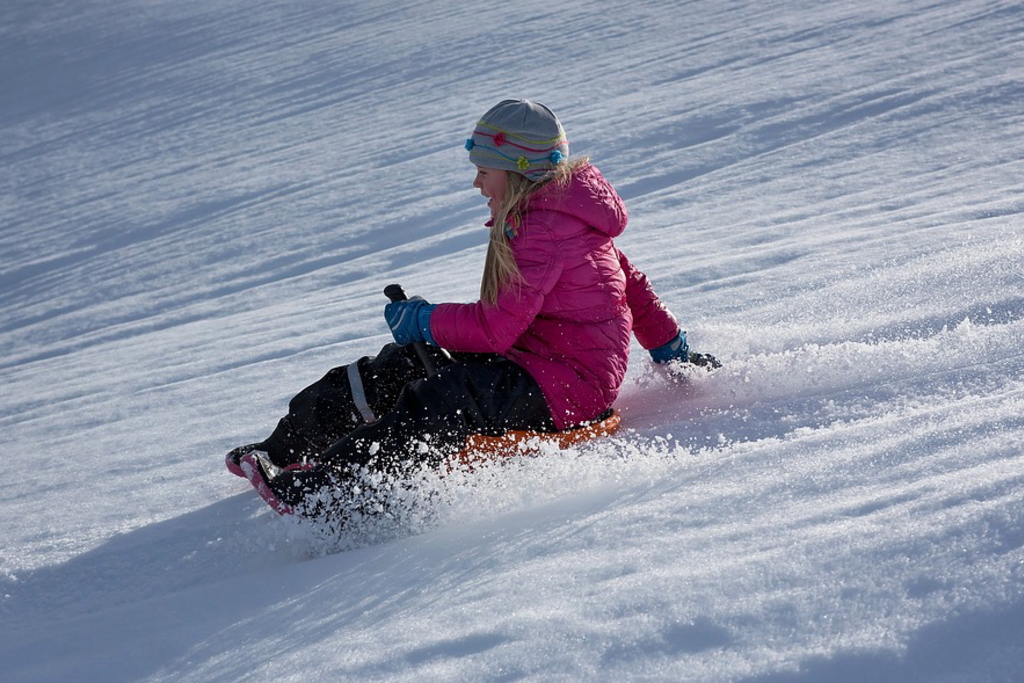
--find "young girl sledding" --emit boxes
[227,99,719,522]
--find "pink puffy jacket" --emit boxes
[431,164,680,430]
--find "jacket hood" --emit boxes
[527,164,628,238]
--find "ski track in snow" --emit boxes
[1,0,1023,681]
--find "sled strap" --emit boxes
[347,362,377,424]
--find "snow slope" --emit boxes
[2,0,1022,680]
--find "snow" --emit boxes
[2,0,1022,680]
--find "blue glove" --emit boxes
[384,297,437,345]
[650,331,722,369]
[649,331,690,364]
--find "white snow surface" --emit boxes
[2,0,1023,680]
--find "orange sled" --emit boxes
[453,408,621,469]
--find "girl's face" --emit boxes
[473,166,509,220]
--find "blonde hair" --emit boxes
[480,158,589,304]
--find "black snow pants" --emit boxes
[255,343,556,477]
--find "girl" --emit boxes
[229,99,718,520]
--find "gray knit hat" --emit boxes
[465,99,569,180]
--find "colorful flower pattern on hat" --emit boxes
[466,99,569,179]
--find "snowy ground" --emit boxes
[2,0,1023,680]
